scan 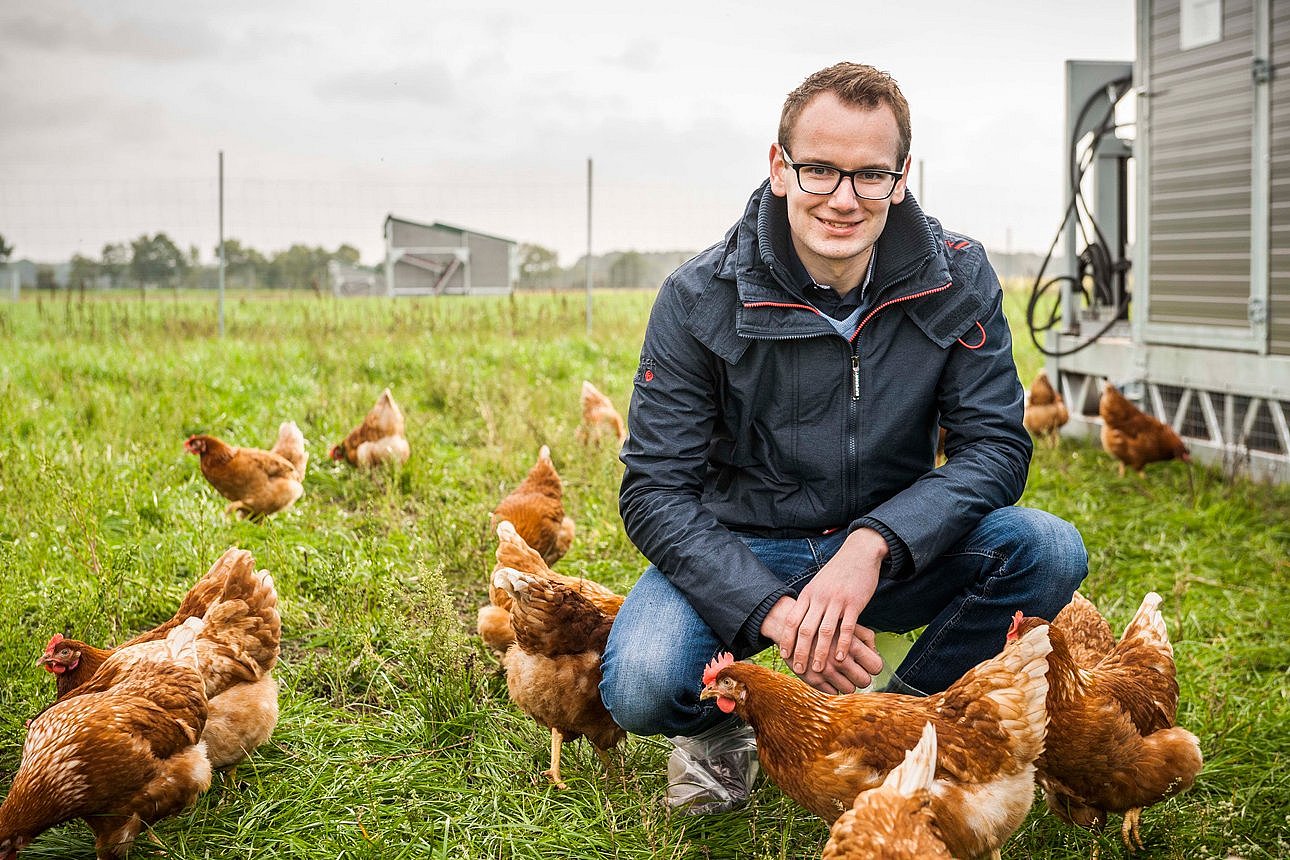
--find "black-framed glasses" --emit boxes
[780,148,904,200]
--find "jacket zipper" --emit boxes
[847,341,861,520]
[839,280,953,520]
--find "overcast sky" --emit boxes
[0,0,1136,268]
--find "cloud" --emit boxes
[318,62,456,105]
[614,38,661,72]
[0,13,223,62]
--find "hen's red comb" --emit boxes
[1006,610,1024,642]
[702,652,736,686]
[44,633,65,655]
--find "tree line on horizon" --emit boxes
[0,231,1045,293]
[517,243,697,291]
[0,232,698,293]
[0,231,360,293]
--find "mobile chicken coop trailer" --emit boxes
[383,215,516,296]
[1044,0,1290,483]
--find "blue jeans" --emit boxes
[600,506,1087,738]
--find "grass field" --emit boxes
[0,288,1287,859]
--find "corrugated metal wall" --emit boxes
[466,233,511,290]
[390,221,460,248]
[1146,0,1254,329]
[1272,0,1290,354]
[390,220,434,248]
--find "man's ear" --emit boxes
[769,142,789,197]
[891,154,911,205]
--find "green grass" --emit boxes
[1,288,1287,859]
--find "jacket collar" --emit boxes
[697,180,986,352]
[717,179,948,303]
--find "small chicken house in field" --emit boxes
[1052,0,1290,484]
[383,215,516,296]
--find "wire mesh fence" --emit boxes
[0,171,742,297]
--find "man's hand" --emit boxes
[760,528,888,694]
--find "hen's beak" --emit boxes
[699,684,739,714]
[36,653,75,672]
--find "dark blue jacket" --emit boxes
[619,180,1032,650]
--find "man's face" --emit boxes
[769,93,908,284]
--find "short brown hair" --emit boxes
[778,63,911,167]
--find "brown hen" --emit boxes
[185,430,304,519]
[1,620,212,860]
[490,445,576,566]
[821,722,953,860]
[576,380,627,447]
[1099,382,1190,476]
[329,387,410,468]
[1024,370,1069,447]
[477,520,622,657]
[492,566,626,789]
[1009,593,1203,854]
[700,623,1051,860]
[39,548,281,772]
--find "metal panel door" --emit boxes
[1137,0,1271,352]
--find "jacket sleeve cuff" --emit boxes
[738,586,791,652]
[853,517,913,579]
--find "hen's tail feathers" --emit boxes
[271,420,308,479]
[884,722,938,797]
[1120,592,1170,653]
[943,623,1051,768]
[368,387,406,436]
[196,566,281,698]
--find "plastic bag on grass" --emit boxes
[665,720,759,814]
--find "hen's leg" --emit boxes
[89,812,143,859]
[1121,807,1144,850]
[542,726,568,790]
[593,746,616,778]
